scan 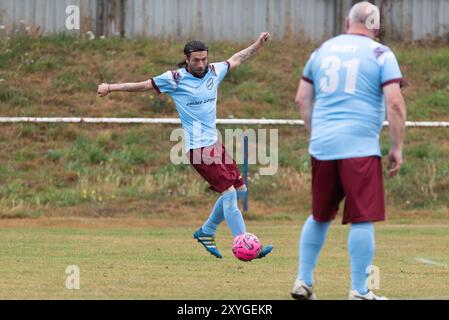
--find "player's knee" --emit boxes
[222,186,236,194]
[236,185,247,201]
[236,185,247,192]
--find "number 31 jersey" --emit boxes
[302,34,403,160]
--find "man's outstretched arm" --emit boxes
[97,80,153,97]
[227,32,271,70]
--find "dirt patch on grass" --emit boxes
[0,207,448,229]
[0,217,193,228]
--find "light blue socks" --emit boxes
[236,188,247,203]
[297,215,331,286]
[201,195,225,235]
[348,222,375,295]
[297,216,375,293]
[221,189,246,237]
[202,188,247,236]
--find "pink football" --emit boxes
[232,233,262,261]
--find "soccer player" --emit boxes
[291,2,406,300]
[97,33,273,260]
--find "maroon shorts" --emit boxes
[311,156,385,224]
[188,141,245,193]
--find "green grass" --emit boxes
[52,70,97,94]
[0,35,448,218]
[0,220,448,299]
[0,124,449,218]
[0,85,29,107]
[1,35,448,120]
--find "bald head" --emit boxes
[346,2,380,37]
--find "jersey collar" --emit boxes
[345,32,373,39]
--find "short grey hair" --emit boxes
[349,1,380,29]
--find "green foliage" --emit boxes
[46,149,65,162]
[52,70,96,93]
[0,37,448,217]
[0,85,29,106]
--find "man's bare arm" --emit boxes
[295,80,315,133]
[227,32,271,70]
[383,82,406,177]
[97,80,153,97]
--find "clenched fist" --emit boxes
[97,83,110,97]
[257,32,271,46]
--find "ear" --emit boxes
[345,17,350,32]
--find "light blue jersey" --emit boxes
[302,34,403,160]
[151,62,230,151]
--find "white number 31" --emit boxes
[320,56,360,94]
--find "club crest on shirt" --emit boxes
[206,77,214,90]
[373,46,389,59]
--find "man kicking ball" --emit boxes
[97,33,273,261]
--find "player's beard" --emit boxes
[188,65,207,78]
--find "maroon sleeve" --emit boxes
[381,78,404,88]
[301,76,314,85]
[150,78,161,94]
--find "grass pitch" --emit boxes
[0,218,448,300]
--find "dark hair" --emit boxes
[177,40,209,68]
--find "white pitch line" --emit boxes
[415,257,448,267]
[400,296,449,300]
[418,296,449,300]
